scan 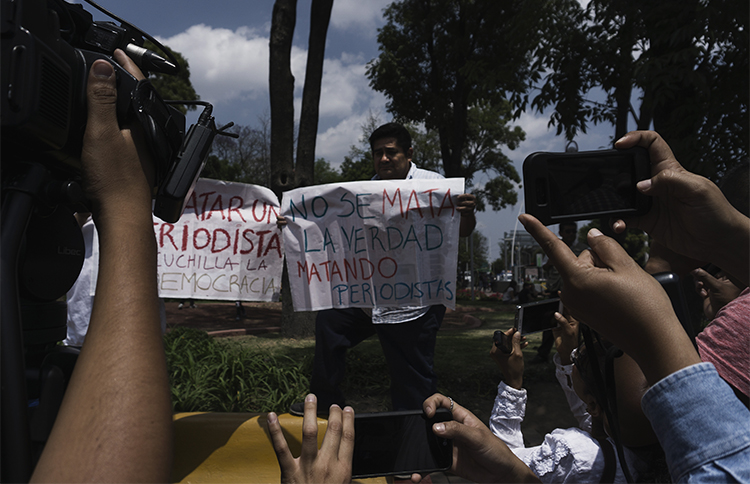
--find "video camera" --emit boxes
[1,0,228,223]
[1,0,233,479]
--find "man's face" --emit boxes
[372,137,412,180]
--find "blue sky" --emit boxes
[89,0,618,262]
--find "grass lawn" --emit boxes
[210,300,578,446]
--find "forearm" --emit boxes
[459,212,476,237]
[712,213,750,287]
[33,201,172,482]
[489,382,527,449]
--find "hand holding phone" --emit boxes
[492,330,512,354]
[422,393,541,483]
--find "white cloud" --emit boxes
[330,0,390,34]
[158,25,307,108]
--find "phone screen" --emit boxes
[351,409,453,479]
[516,298,562,335]
[547,155,635,217]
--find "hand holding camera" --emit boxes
[491,328,527,390]
[551,311,578,366]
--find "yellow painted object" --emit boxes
[172,412,387,484]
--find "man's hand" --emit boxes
[268,394,354,484]
[613,130,749,286]
[457,193,477,237]
[552,311,578,366]
[692,268,743,320]
[490,329,526,390]
[519,213,702,386]
[420,394,540,483]
[81,50,151,222]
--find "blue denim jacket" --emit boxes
[642,363,750,482]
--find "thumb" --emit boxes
[692,268,722,293]
[512,331,522,352]
[85,60,119,140]
[586,228,634,271]
[433,420,483,451]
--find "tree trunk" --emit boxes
[296,0,334,187]
[269,0,333,338]
[269,0,297,197]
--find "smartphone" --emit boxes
[652,271,697,349]
[493,330,512,354]
[523,147,652,225]
[351,408,453,479]
[515,298,563,335]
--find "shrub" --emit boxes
[164,327,310,413]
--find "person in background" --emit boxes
[489,314,657,482]
[502,280,518,302]
[286,122,477,415]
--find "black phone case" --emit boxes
[523,147,652,225]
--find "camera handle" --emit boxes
[1,163,48,483]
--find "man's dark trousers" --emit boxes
[310,305,446,410]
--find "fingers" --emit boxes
[519,214,580,276]
[113,49,146,81]
[584,228,636,271]
[692,268,722,294]
[268,412,296,471]
[614,130,680,174]
[300,394,320,466]
[319,404,355,470]
[338,407,355,464]
[511,331,522,354]
[423,393,451,418]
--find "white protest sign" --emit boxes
[281,178,464,311]
[153,178,283,301]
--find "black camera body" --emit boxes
[1,0,186,199]
[1,0,223,480]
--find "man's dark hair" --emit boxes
[369,122,412,153]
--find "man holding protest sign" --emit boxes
[286,122,477,414]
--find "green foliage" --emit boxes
[144,41,199,115]
[457,231,490,282]
[530,0,749,180]
[366,0,537,208]
[203,120,271,185]
[164,327,310,413]
[314,158,343,184]
[339,155,376,182]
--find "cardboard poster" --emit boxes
[281,178,464,311]
[153,178,283,301]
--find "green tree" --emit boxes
[202,119,271,186]
[531,0,749,180]
[313,158,343,184]
[457,231,489,283]
[366,0,541,208]
[269,0,335,337]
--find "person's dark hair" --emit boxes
[718,159,749,217]
[369,122,412,153]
